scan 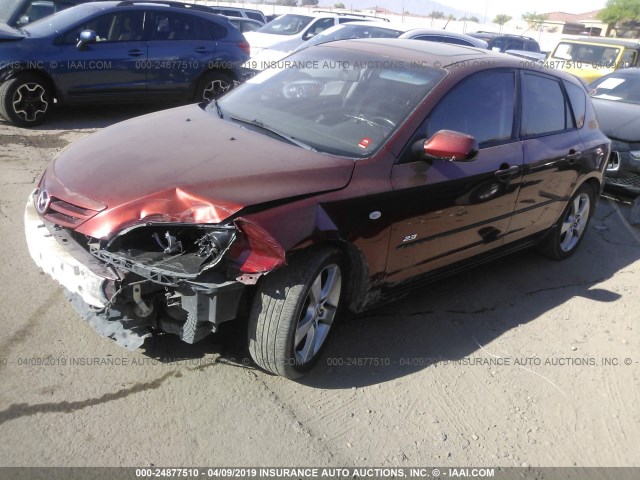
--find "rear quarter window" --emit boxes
[563,81,586,128]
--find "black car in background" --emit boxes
[469,31,541,53]
[590,69,640,196]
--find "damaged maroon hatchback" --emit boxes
[25,39,609,378]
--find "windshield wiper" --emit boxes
[213,99,223,119]
[230,117,316,151]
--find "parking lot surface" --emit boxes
[0,106,638,467]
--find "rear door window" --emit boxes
[521,73,574,136]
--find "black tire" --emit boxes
[248,248,343,378]
[538,183,596,260]
[0,74,52,127]
[194,71,233,102]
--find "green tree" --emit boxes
[300,0,319,5]
[276,0,297,6]
[334,2,345,8]
[430,10,445,19]
[598,0,640,36]
[493,14,512,33]
[494,14,512,25]
[460,15,480,22]
[522,11,547,30]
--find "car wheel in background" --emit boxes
[538,183,596,260]
[0,74,52,127]
[194,71,233,102]
[248,248,343,378]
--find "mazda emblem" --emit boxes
[36,190,51,214]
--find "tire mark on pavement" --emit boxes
[0,289,62,358]
[250,371,341,464]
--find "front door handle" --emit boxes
[195,47,210,54]
[127,49,145,57]
[494,164,520,177]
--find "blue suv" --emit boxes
[0,0,250,126]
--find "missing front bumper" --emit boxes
[24,195,109,308]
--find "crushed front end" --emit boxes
[24,190,283,350]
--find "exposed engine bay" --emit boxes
[25,194,285,350]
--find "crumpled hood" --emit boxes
[592,98,640,143]
[40,104,354,238]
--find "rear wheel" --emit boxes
[538,183,595,260]
[248,248,343,378]
[194,71,233,102]
[0,74,52,127]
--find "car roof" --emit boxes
[324,37,498,64]
[322,21,487,42]
[558,37,640,48]
[322,38,582,81]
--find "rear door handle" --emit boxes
[195,47,210,54]
[494,164,520,177]
[127,49,145,57]
[565,149,582,163]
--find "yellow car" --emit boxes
[548,38,640,83]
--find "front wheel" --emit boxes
[248,248,343,378]
[538,183,595,260]
[0,74,52,127]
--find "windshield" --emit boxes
[590,74,640,104]
[553,42,621,66]
[213,47,445,157]
[258,14,314,35]
[295,23,403,52]
[23,3,103,35]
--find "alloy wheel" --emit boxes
[559,192,590,252]
[294,263,341,365]
[12,83,49,122]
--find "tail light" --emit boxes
[239,41,250,56]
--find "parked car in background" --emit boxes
[589,69,640,196]
[0,0,250,126]
[294,21,488,51]
[205,5,266,24]
[226,16,263,34]
[243,11,386,70]
[468,32,541,53]
[0,0,89,27]
[247,21,487,73]
[25,40,609,378]
[549,37,640,83]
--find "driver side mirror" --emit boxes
[17,15,30,26]
[76,30,97,50]
[413,130,478,162]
